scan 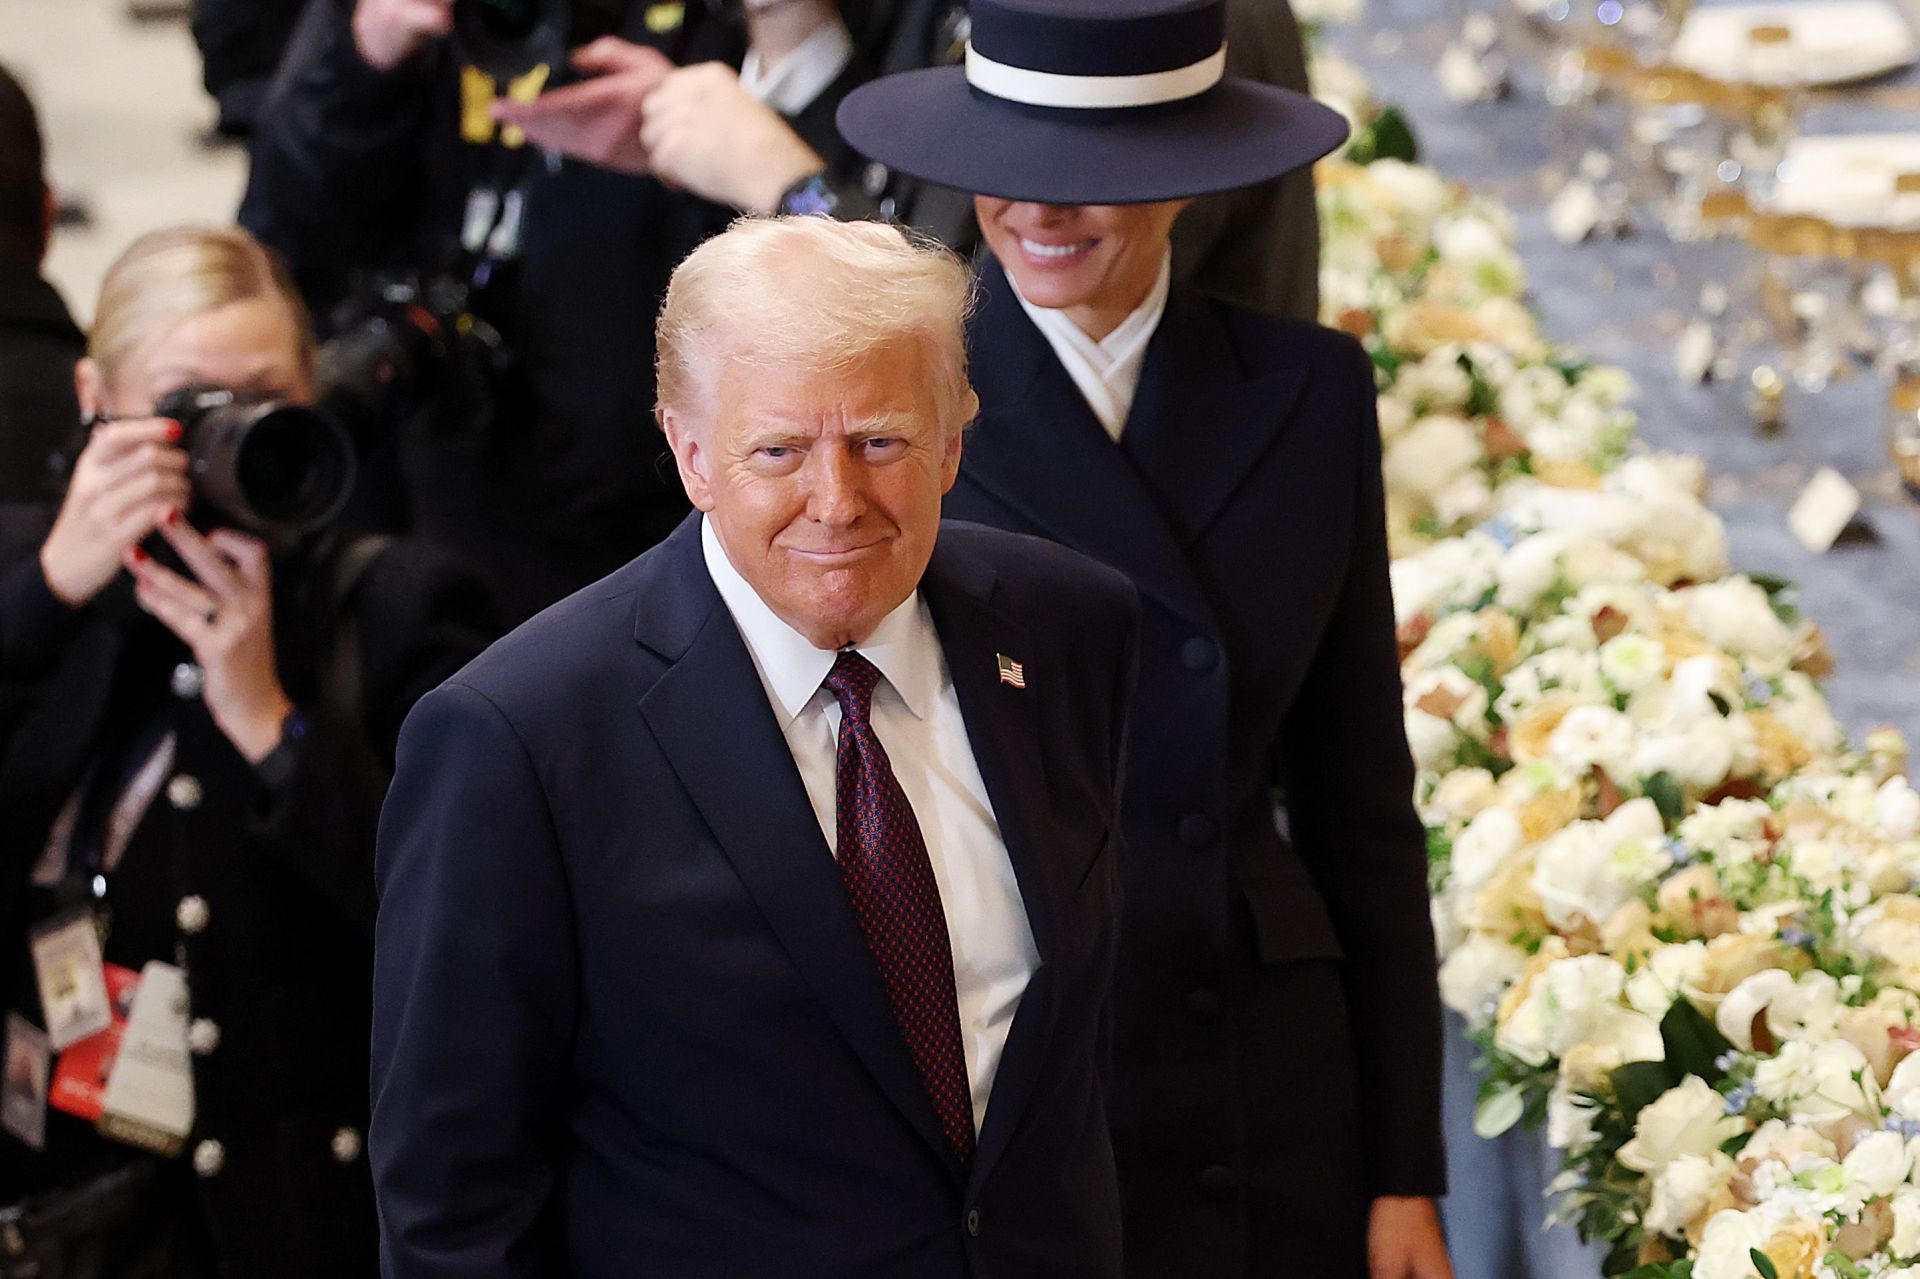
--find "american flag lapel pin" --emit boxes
[996,653,1027,689]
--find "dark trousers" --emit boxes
[0,1160,216,1279]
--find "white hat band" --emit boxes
[963,44,1228,111]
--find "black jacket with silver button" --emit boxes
[0,532,493,1277]
[945,266,1445,1279]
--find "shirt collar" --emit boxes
[1011,251,1171,375]
[739,19,856,117]
[700,517,940,727]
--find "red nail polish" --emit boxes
[129,546,148,564]
[163,420,183,443]
[163,508,181,527]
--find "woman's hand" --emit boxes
[125,517,295,765]
[39,418,192,608]
[1368,1196,1453,1279]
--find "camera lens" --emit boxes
[232,406,355,530]
[470,0,541,40]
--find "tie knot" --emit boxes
[823,650,883,718]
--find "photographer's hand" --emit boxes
[353,0,454,72]
[490,37,675,174]
[125,519,295,765]
[639,63,825,213]
[39,419,193,608]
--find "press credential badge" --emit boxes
[30,911,112,1051]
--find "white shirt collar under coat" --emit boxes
[1010,252,1172,442]
[739,19,856,117]
[700,517,938,727]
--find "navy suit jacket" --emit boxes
[371,516,1139,1279]
[945,264,1444,1276]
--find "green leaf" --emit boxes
[1643,771,1685,827]
[1348,105,1422,165]
[1749,1250,1778,1279]
[1822,1252,1869,1279]
[1475,1085,1526,1138]
[1660,999,1734,1084]
[1610,1060,1677,1127]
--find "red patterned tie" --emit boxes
[822,650,976,1165]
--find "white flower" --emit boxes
[1892,1186,1920,1258]
[1531,799,1671,929]
[1618,1075,1745,1174]
[1646,1151,1736,1239]
[1545,704,1637,777]
[1384,415,1483,500]
[1496,533,1573,613]
[1394,353,1474,414]
[1434,472,1494,528]
[1363,160,1452,224]
[1680,578,1797,665]
[1425,768,1500,823]
[1844,1128,1912,1199]
[1626,941,1709,1019]
[1880,777,1920,841]
[1434,215,1511,266]
[1717,970,1800,1051]
[1496,649,1608,721]
[1752,1039,1875,1124]
[1680,799,1775,866]
[1439,935,1531,1021]
[1293,0,1364,24]
[1389,533,1502,625]
[1694,1209,1773,1279]
[1405,709,1463,772]
[1494,953,1659,1066]
[1376,391,1415,442]
[1547,1078,1600,1151]
[1599,634,1668,695]
[1452,807,1525,889]
[1885,1052,1920,1122]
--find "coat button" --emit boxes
[1184,989,1222,1024]
[170,662,204,699]
[1200,1164,1238,1201]
[965,1208,982,1237]
[187,1018,221,1055]
[176,895,210,935]
[1178,814,1217,847]
[862,161,891,197]
[1181,638,1218,671]
[193,1139,225,1177]
[166,774,203,811]
[331,1126,363,1164]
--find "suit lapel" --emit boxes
[918,543,1066,1189]
[1121,287,1311,544]
[962,263,1213,631]
[633,523,960,1177]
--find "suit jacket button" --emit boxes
[331,1126,363,1163]
[193,1140,225,1177]
[166,775,203,811]
[965,1208,982,1237]
[188,1018,221,1055]
[1180,638,1217,671]
[170,662,204,699]
[176,895,210,934]
[1184,989,1222,1024]
[1178,814,1216,847]
[1200,1163,1238,1201]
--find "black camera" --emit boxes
[318,273,514,455]
[452,0,627,80]
[154,385,357,537]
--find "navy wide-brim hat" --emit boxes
[836,0,1352,207]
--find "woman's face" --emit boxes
[89,296,313,418]
[974,197,1189,337]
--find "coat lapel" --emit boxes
[632,522,960,1177]
[1120,286,1311,544]
[962,263,1213,631]
[918,540,1066,1190]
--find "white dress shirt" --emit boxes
[739,19,855,117]
[700,518,1038,1133]
[1011,252,1173,441]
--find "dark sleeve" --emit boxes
[371,680,578,1279]
[239,0,439,316]
[1274,339,1446,1198]
[246,541,499,937]
[1169,0,1321,322]
[0,550,87,683]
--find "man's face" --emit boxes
[664,338,962,650]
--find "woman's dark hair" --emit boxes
[0,63,48,271]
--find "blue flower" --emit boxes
[1664,836,1694,866]
[1744,674,1773,705]
[1713,1051,1742,1074]
[1722,1082,1757,1115]
[1779,927,1815,949]
[1884,1117,1920,1140]
[1478,517,1522,550]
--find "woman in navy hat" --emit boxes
[840,5,1451,1277]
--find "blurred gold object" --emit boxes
[1750,363,1786,434]
[1897,173,1920,195]
[1746,23,1792,43]
[1891,374,1920,496]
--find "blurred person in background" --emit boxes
[243,0,871,622]
[191,0,312,139]
[841,1,1451,1275]
[0,225,493,1278]
[0,65,83,535]
[500,0,1325,321]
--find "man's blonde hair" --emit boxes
[89,225,316,384]
[656,216,979,436]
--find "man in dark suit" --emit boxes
[372,216,1139,1277]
